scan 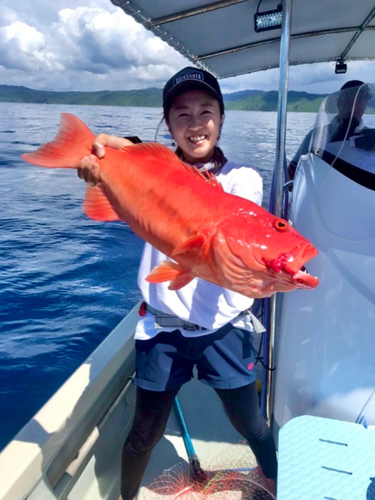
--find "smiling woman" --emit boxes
[1,1,375,499]
[166,90,223,163]
[70,65,278,500]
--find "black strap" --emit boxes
[312,148,375,191]
[123,136,142,144]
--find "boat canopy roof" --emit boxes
[110,0,375,78]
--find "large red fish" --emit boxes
[22,113,319,298]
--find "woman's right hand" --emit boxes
[77,133,134,185]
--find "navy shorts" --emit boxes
[135,323,257,391]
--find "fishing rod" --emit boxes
[173,396,276,499]
[173,397,207,483]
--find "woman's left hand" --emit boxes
[77,134,133,185]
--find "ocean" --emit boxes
[0,102,316,450]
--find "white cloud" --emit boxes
[51,7,183,73]
[0,7,18,26]
[0,4,188,90]
[0,1,373,94]
[0,21,62,72]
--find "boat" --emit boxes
[0,1,374,499]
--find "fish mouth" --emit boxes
[290,265,319,288]
[272,243,319,289]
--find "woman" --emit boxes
[78,66,277,499]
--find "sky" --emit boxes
[1,0,374,96]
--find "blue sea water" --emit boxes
[0,102,316,451]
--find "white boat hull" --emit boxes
[274,152,375,430]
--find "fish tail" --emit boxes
[21,113,95,168]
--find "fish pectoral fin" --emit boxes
[146,261,194,290]
[83,184,121,221]
[171,235,206,258]
[146,261,185,282]
[168,273,195,291]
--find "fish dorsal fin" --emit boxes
[179,161,224,190]
[121,142,182,164]
[121,142,224,190]
[199,170,224,190]
[83,184,121,221]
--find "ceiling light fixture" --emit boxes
[254,1,283,33]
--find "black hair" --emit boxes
[340,80,365,91]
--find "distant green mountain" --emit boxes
[1,84,374,114]
[224,90,327,112]
[223,89,262,102]
[0,85,163,107]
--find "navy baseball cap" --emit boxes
[163,66,224,117]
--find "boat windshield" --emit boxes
[309,82,375,187]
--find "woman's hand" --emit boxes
[77,134,133,185]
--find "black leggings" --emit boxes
[120,382,277,500]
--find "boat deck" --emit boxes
[74,376,272,500]
[141,377,254,492]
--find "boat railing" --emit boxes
[0,302,141,500]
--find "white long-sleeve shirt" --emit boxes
[135,160,263,340]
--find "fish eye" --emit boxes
[273,218,288,231]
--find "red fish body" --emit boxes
[22,113,319,298]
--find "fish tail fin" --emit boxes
[21,113,95,168]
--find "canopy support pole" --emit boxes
[266,0,293,427]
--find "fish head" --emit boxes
[214,210,319,298]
